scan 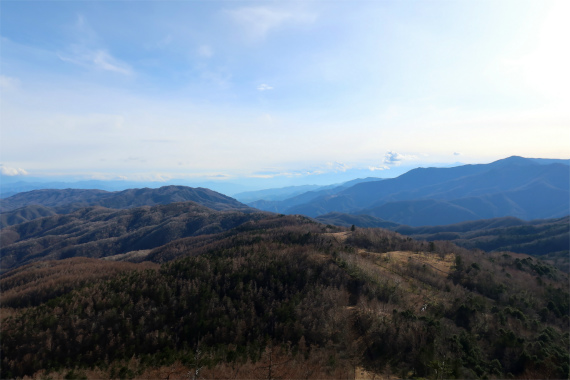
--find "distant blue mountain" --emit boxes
[255,156,569,226]
[246,177,383,213]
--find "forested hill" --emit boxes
[0,202,271,273]
[0,204,57,229]
[0,185,250,214]
[316,213,570,271]
[1,218,568,379]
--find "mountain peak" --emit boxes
[489,156,537,167]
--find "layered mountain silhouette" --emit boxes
[0,185,251,221]
[251,157,569,226]
[0,204,58,229]
[0,202,270,272]
[246,177,383,213]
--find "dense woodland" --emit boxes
[0,202,271,273]
[1,214,569,379]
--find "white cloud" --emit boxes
[226,6,315,41]
[368,165,389,171]
[0,164,28,176]
[454,152,461,156]
[249,170,298,179]
[382,151,417,166]
[257,84,273,91]
[325,161,351,172]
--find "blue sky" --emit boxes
[1,0,568,186]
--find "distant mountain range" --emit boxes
[251,156,569,226]
[233,177,383,204]
[0,177,253,199]
[0,185,251,214]
[245,177,383,213]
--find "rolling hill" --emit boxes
[0,204,58,229]
[0,202,270,273]
[0,185,251,214]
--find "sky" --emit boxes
[1,0,569,188]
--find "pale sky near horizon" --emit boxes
[1,0,569,183]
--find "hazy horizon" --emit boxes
[1,1,569,185]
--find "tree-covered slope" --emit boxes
[0,202,270,273]
[1,221,568,379]
[0,185,251,213]
[0,204,58,229]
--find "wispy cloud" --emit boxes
[207,174,231,179]
[141,139,175,144]
[59,48,133,75]
[0,164,28,176]
[124,156,147,163]
[325,161,351,172]
[250,162,352,179]
[58,15,132,75]
[51,113,125,131]
[250,170,300,179]
[226,6,315,41]
[257,84,273,91]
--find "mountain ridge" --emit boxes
[279,158,569,225]
[0,185,251,215]
[0,201,270,273]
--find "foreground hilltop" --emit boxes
[1,204,568,379]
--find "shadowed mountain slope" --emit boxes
[279,157,568,225]
[0,185,251,214]
[395,216,570,262]
[0,202,271,273]
[315,212,400,229]
[246,178,383,214]
[0,204,57,229]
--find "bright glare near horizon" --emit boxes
[1,0,568,183]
